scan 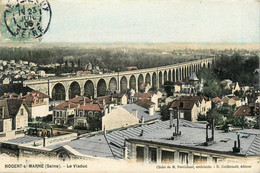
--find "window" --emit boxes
[194,155,207,164]
[179,152,188,164]
[136,146,144,162]
[162,150,174,163]
[57,111,60,117]
[149,147,157,163]
[88,111,93,117]
[80,111,83,117]
[20,108,24,116]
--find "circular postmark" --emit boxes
[4,0,52,39]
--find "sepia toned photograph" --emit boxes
[0,0,259,172]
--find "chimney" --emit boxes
[123,141,128,159]
[211,118,215,141]
[233,134,241,152]
[139,130,143,136]
[103,125,106,135]
[68,103,71,109]
[108,104,112,113]
[149,105,154,116]
[169,108,173,128]
[141,116,144,124]
[237,134,240,149]
[103,99,106,106]
[177,109,180,134]
[43,136,47,147]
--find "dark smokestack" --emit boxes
[206,124,209,143]
[237,134,240,149]
[212,119,214,141]
[169,108,173,128]
[177,110,179,134]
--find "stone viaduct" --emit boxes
[23,58,213,101]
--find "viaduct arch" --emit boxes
[24,58,213,101]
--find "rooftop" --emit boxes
[129,120,260,157]
[121,104,160,122]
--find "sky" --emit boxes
[42,0,259,43]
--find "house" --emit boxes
[111,93,127,105]
[53,101,77,125]
[233,104,260,122]
[2,77,11,85]
[102,102,160,131]
[222,96,241,108]
[212,97,223,107]
[0,99,29,140]
[189,72,199,85]
[53,96,90,125]
[102,106,139,130]
[170,96,212,122]
[133,92,162,111]
[3,119,260,165]
[220,79,233,89]
[22,91,49,119]
[74,103,103,130]
[128,119,260,165]
[232,82,241,94]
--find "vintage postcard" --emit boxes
[0,0,259,172]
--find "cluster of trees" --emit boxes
[213,54,259,86]
[198,54,258,98]
[0,47,198,73]
[198,104,253,129]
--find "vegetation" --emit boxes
[198,68,221,98]
[160,103,171,121]
[163,81,174,96]
[198,54,258,98]
[213,54,259,86]
[206,104,249,129]
[0,47,199,73]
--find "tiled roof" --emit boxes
[212,97,222,103]
[170,96,209,110]
[69,96,90,104]
[0,99,23,119]
[54,101,77,110]
[170,100,196,110]
[77,103,103,111]
[1,93,21,99]
[95,95,112,104]
[111,93,124,98]
[22,91,49,106]
[134,99,155,109]
[126,66,138,71]
[23,91,49,99]
[233,105,251,117]
[134,93,152,99]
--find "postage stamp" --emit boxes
[0,0,51,42]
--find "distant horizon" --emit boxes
[1,42,259,50]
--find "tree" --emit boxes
[163,81,174,96]
[198,68,221,98]
[160,103,171,121]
